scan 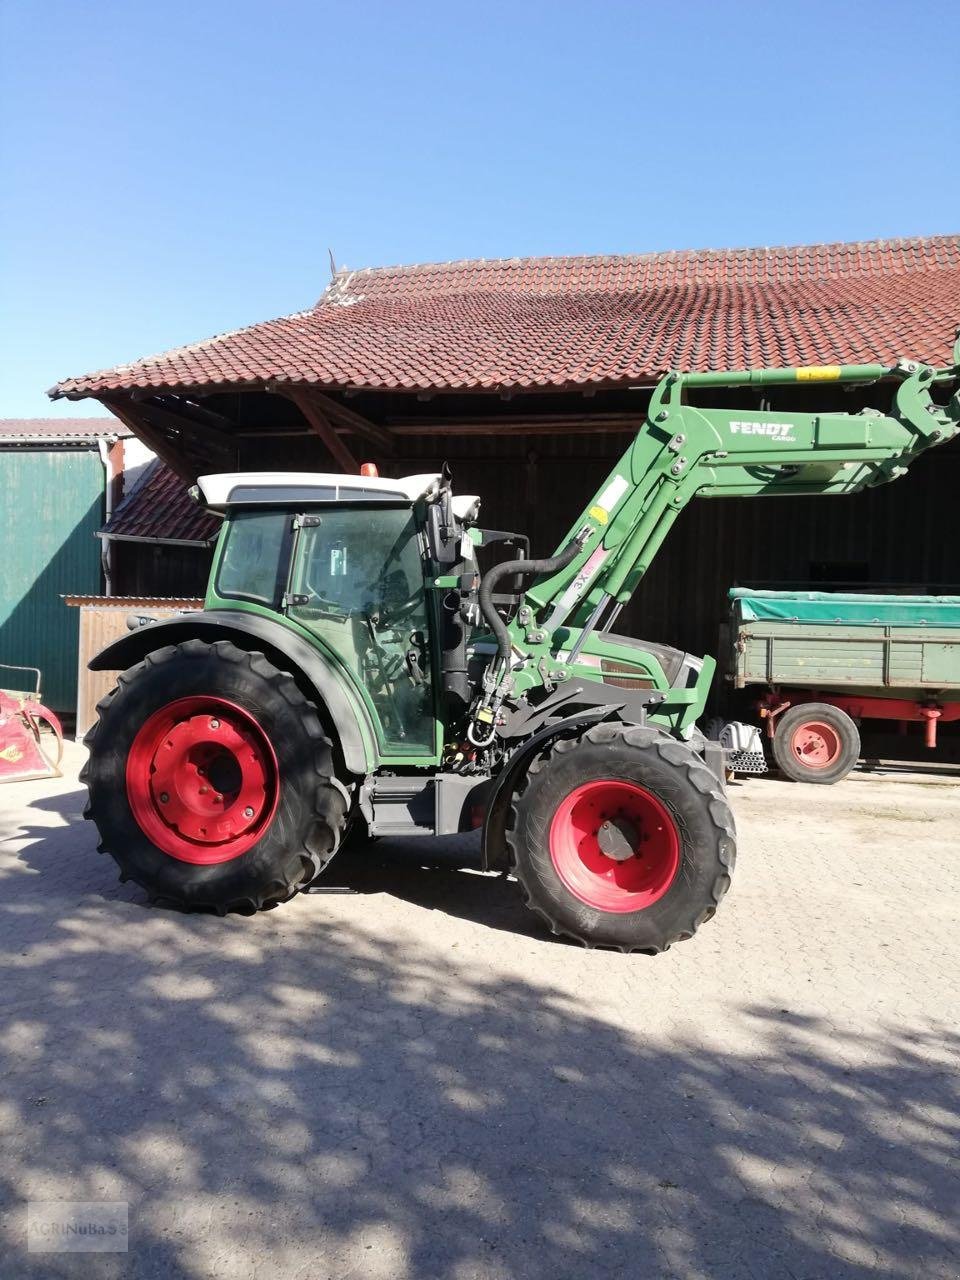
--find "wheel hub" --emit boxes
[126,697,279,864]
[596,815,640,862]
[548,779,680,913]
[790,720,841,769]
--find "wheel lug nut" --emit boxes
[159,792,169,804]
[242,806,254,819]
[210,719,220,730]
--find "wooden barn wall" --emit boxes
[72,600,202,737]
[110,541,214,600]
[387,431,960,667]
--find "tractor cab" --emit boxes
[199,470,481,757]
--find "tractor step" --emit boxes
[365,823,435,838]
[362,773,488,839]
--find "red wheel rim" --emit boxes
[790,720,841,769]
[548,780,680,913]
[126,697,279,864]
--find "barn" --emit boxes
[50,235,960,683]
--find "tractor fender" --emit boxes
[89,610,373,776]
[481,708,609,872]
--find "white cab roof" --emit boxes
[198,471,442,510]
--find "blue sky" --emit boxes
[1,0,957,417]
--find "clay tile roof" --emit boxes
[53,235,960,398]
[0,417,131,443]
[101,460,220,544]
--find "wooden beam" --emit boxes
[303,390,396,455]
[285,389,359,471]
[382,413,645,437]
[158,395,237,433]
[235,416,644,440]
[267,382,395,455]
[99,397,198,482]
[137,399,237,461]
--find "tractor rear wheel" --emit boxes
[507,723,736,952]
[83,639,348,913]
[771,702,860,784]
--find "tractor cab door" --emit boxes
[285,505,437,756]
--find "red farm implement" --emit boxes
[0,664,63,784]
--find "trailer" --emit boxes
[725,589,960,783]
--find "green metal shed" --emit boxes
[0,419,126,713]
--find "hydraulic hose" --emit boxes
[479,536,584,667]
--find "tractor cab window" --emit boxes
[287,507,434,753]
[216,510,291,607]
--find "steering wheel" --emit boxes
[369,569,422,625]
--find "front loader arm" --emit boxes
[465,333,959,742]
[525,339,960,633]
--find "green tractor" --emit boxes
[83,341,960,951]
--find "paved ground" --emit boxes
[0,741,958,1279]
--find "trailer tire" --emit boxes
[83,640,348,913]
[771,701,860,784]
[506,723,736,953]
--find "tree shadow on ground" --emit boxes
[0,788,86,840]
[1,794,958,1279]
[326,833,550,942]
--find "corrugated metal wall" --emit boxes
[0,448,104,711]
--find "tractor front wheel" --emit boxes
[507,724,736,952]
[83,640,348,913]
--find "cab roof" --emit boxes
[197,471,442,511]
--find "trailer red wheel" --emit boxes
[789,719,841,770]
[126,696,279,864]
[548,780,680,912]
[772,702,860,785]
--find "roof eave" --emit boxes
[53,375,659,402]
[0,436,121,447]
[97,531,216,547]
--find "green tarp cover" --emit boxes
[729,589,960,628]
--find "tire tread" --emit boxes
[83,640,348,914]
[506,722,735,953]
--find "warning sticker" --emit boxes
[595,474,629,517]
[556,546,609,611]
[796,366,842,382]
